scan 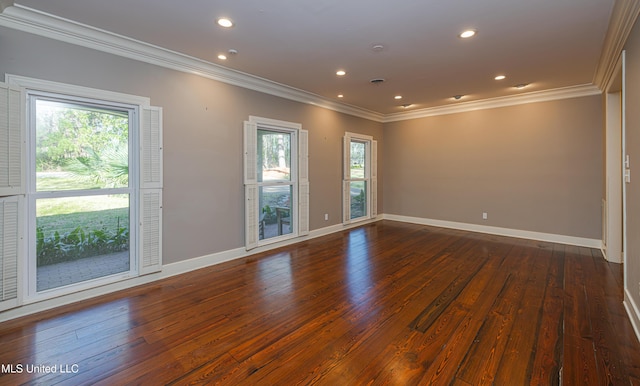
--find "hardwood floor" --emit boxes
[1,220,639,385]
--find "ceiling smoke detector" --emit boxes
[370,78,385,84]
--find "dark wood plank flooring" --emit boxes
[1,220,639,385]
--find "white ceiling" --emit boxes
[11,0,615,114]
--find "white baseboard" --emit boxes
[383,214,602,248]
[624,289,640,343]
[0,217,381,322]
[0,214,603,322]
[600,246,624,264]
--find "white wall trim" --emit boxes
[0,213,606,322]
[593,0,640,89]
[0,216,382,322]
[0,5,603,124]
[382,84,602,122]
[1,211,604,322]
[0,4,384,123]
[383,214,602,248]
[0,213,602,322]
[5,73,150,107]
[624,289,640,343]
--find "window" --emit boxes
[244,116,308,250]
[343,133,377,224]
[258,128,294,240]
[28,96,135,293]
[0,76,162,307]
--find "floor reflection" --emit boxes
[257,252,293,305]
[346,228,373,304]
[30,298,135,382]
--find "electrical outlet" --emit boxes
[324,213,329,221]
[482,212,488,220]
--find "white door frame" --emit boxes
[604,53,624,264]
[622,50,628,291]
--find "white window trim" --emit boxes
[5,75,151,107]
[244,116,308,250]
[343,132,377,225]
[3,75,162,305]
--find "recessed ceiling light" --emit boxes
[217,18,234,28]
[459,30,476,38]
[336,70,346,76]
[338,94,344,98]
[495,75,506,80]
[394,95,402,100]
[217,54,227,60]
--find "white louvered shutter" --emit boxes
[244,121,258,185]
[342,134,351,224]
[0,83,24,197]
[139,107,163,274]
[298,130,309,184]
[141,107,163,189]
[298,130,309,235]
[343,180,351,223]
[371,140,378,218]
[245,185,258,249]
[0,196,21,311]
[343,134,351,181]
[140,190,162,275]
[244,121,258,250]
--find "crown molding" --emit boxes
[0,5,604,124]
[0,5,384,122]
[382,84,602,123]
[594,0,640,89]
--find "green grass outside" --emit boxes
[37,207,130,235]
[37,173,101,191]
[350,167,365,179]
[35,172,130,240]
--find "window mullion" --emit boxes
[33,188,132,199]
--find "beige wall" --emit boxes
[383,96,603,239]
[0,24,604,262]
[624,16,640,323]
[0,26,383,265]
